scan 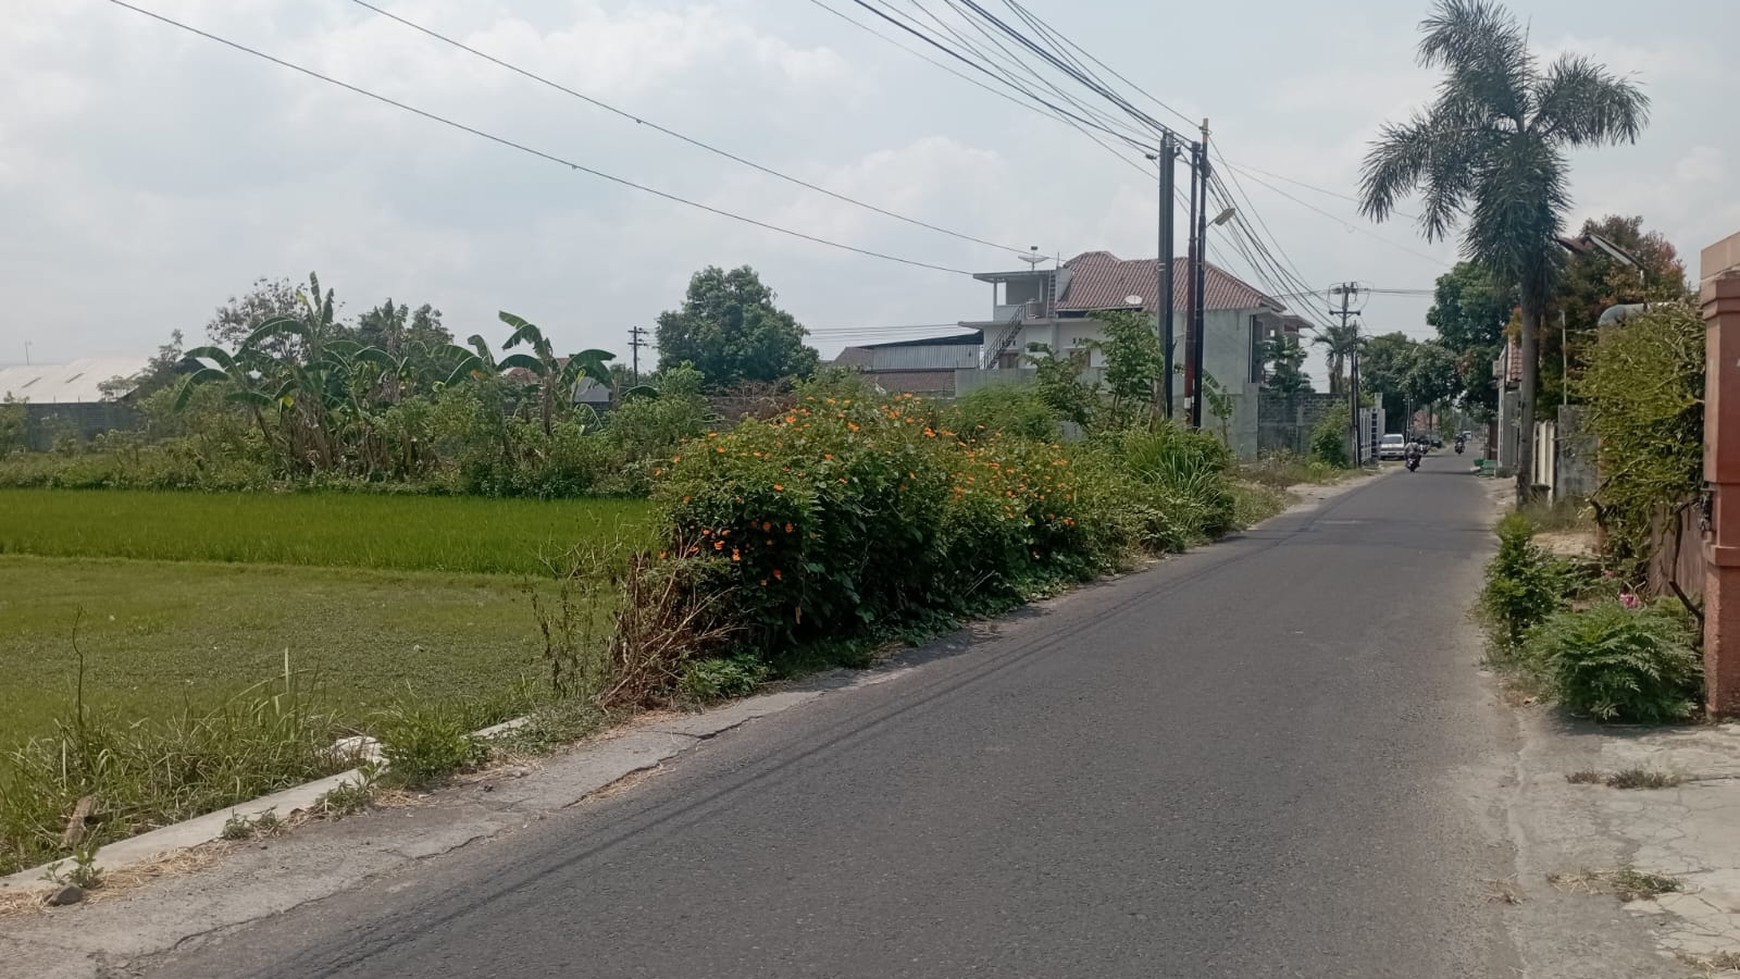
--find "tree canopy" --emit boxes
[655,266,818,389]
[1359,0,1649,499]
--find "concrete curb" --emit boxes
[0,684,838,896]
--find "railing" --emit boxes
[980,305,1028,370]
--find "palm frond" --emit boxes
[1418,0,1532,121]
[1531,54,1649,146]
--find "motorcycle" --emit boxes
[1405,452,1421,472]
[1454,438,1466,455]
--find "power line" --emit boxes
[348,0,1037,260]
[1220,163,1451,267]
[805,0,1158,180]
[1226,162,1422,223]
[106,0,978,278]
[839,0,1160,152]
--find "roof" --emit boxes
[853,331,983,350]
[1056,251,1281,313]
[0,358,149,403]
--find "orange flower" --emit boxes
[847,422,861,432]
[773,569,783,580]
[760,579,768,587]
[784,522,794,533]
[773,483,785,492]
[762,521,773,532]
[682,496,691,504]
[658,551,669,560]
[786,415,798,424]
[714,540,724,551]
[923,428,936,438]
[731,548,741,562]
[672,454,682,462]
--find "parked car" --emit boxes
[1378,433,1408,460]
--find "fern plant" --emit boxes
[1527,599,1702,723]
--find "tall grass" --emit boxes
[0,489,652,575]
[0,665,356,876]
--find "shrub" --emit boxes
[1480,514,1572,649]
[656,392,1146,661]
[1310,410,1350,469]
[948,384,1060,442]
[1527,599,1703,723]
[679,653,770,702]
[1577,303,1704,578]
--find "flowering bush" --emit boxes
[653,390,1234,659]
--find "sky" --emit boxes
[3,0,1736,387]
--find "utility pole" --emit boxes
[1183,138,1201,427]
[1329,282,1362,465]
[627,327,650,384]
[1152,133,1177,421]
[1190,118,1211,430]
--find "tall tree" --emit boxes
[1541,215,1691,408]
[1359,0,1648,501]
[1426,261,1515,419]
[1312,321,1362,394]
[1261,334,1313,396]
[655,266,818,389]
[204,276,305,355]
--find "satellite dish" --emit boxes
[1124,294,1144,306]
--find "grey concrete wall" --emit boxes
[1258,392,1344,457]
[1554,405,1597,500]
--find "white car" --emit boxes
[1377,433,1408,461]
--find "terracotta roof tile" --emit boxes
[1057,251,1280,313]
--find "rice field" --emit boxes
[0,489,651,747]
[0,488,654,574]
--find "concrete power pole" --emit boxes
[1151,133,1177,421]
[1329,283,1364,465]
[628,327,650,384]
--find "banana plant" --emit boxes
[497,311,614,436]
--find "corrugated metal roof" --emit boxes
[0,359,148,403]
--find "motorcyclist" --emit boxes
[1404,439,1423,470]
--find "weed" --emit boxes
[1606,768,1682,790]
[1482,876,1524,904]
[220,807,283,841]
[1677,950,1740,973]
[1565,770,1605,784]
[679,654,771,702]
[220,812,253,842]
[375,701,487,789]
[40,842,103,891]
[1518,495,1592,534]
[313,768,377,819]
[1549,865,1682,901]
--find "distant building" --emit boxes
[0,358,150,450]
[832,251,1304,458]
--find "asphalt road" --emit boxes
[150,456,1523,978]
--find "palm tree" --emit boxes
[1312,322,1363,395]
[1358,0,1648,502]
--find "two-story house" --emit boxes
[834,251,1304,459]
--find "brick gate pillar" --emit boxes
[1701,232,1740,715]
